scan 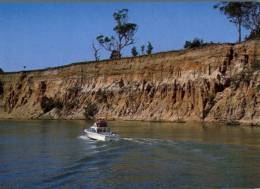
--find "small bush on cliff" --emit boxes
[146,42,153,55]
[140,45,145,55]
[41,97,55,113]
[55,101,63,110]
[0,81,3,96]
[64,100,78,110]
[230,69,252,90]
[68,86,82,95]
[184,38,206,49]
[84,102,98,119]
[131,46,138,57]
[41,96,63,113]
[96,89,108,103]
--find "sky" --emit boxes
[0,2,250,72]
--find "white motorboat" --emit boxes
[84,120,119,141]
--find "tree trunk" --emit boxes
[238,22,241,43]
[110,50,121,59]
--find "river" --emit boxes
[0,120,260,188]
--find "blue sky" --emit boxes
[0,2,249,72]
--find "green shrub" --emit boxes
[68,86,82,95]
[0,81,3,96]
[230,69,252,90]
[131,46,138,57]
[184,38,210,49]
[84,102,98,119]
[41,96,63,113]
[96,89,107,103]
[65,100,77,110]
[146,42,153,55]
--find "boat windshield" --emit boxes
[97,127,110,133]
[89,127,97,133]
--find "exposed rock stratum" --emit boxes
[0,40,259,125]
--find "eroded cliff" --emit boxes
[0,40,259,125]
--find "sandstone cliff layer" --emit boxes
[0,40,259,125]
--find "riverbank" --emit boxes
[0,111,259,127]
[0,40,259,124]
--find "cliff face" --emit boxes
[0,40,259,125]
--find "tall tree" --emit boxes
[146,42,153,55]
[214,2,248,42]
[96,9,138,59]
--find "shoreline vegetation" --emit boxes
[0,117,257,127]
[0,117,258,127]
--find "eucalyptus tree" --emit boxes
[242,2,260,39]
[96,9,138,59]
[214,2,248,42]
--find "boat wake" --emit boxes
[122,137,177,146]
[78,135,177,146]
[78,135,90,141]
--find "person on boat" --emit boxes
[95,118,108,133]
[96,119,107,127]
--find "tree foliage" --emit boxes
[214,2,247,42]
[184,38,205,49]
[146,42,153,55]
[246,28,260,40]
[140,45,145,55]
[96,9,138,59]
[0,68,3,73]
[214,2,260,42]
[242,2,260,39]
[131,46,138,57]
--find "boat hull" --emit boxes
[84,129,118,141]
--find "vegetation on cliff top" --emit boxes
[214,2,260,42]
[96,9,138,59]
[131,46,138,57]
[94,9,154,61]
[91,3,259,62]
[0,80,3,96]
